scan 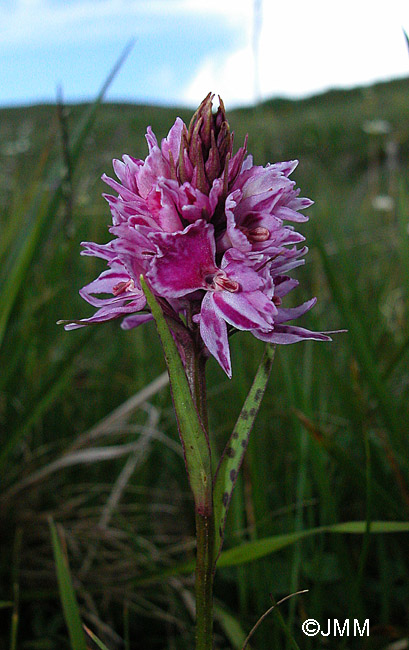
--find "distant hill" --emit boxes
[1,76,408,210]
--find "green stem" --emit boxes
[184,308,209,433]
[195,353,209,434]
[185,339,214,649]
[195,511,214,650]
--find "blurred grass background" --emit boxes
[1,74,409,649]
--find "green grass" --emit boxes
[1,75,409,649]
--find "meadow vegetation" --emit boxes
[1,74,409,649]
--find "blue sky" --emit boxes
[1,0,409,109]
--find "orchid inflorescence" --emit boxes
[63,93,330,376]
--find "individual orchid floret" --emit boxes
[61,94,331,375]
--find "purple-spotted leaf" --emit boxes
[213,344,275,562]
[140,277,213,515]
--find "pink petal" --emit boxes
[111,231,152,279]
[288,196,314,210]
[254,324,332,344]
[273,276,299,298]
[122,155,143,193]
[147,220,217,298]
[241,172,288,200]
[112,158,130,189]
[79,267,135,307]
[221,250,264,291]
[80,240,117,262]
[224,190,252,252]
[212,291,273,331]
[209,178,224,213]
[145,126,158,152]
[161,180,213,223]
[64,298,147,330]
[268,160,298,176]
[274,298,317,324]
[161,117,184,163]
[146,183,183,232]
[136,148,171,199]
[121,313,153,330]
[199,293,232,377]
[102,174,138,202]
[274,206,309,223]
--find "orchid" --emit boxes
[60,94,335,650]
[63,93,330,377]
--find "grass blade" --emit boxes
[136,520,409,583]
[403,28,409,55]
[293,408,400,515]
[269,594,304,650]
[241,591,307,650]
[312,223,405,458]
[217,521,409,569]
[83,625,111,650]
[0,191,50,348]
[0,328,94,475]
[9,528,23,650]
[214,603,250,649]
[3,441,149,500]
[69,40,134,166]
[0,128,56,266]
[48,518,87,650]
[0,42,133,352]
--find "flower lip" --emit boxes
[212,273,240,293]
[112,278,135,296]
[241,226,270,243]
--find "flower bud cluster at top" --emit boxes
[180,94,233,192]
[64,93,330,377]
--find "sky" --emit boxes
[1,0,409,109]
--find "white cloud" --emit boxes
[2,0,409,106]
[184,47,255,107]
[183,0,409,107]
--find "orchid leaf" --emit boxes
[141,277,212,514]
[49,518,87,650]
[213,344,275,561]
